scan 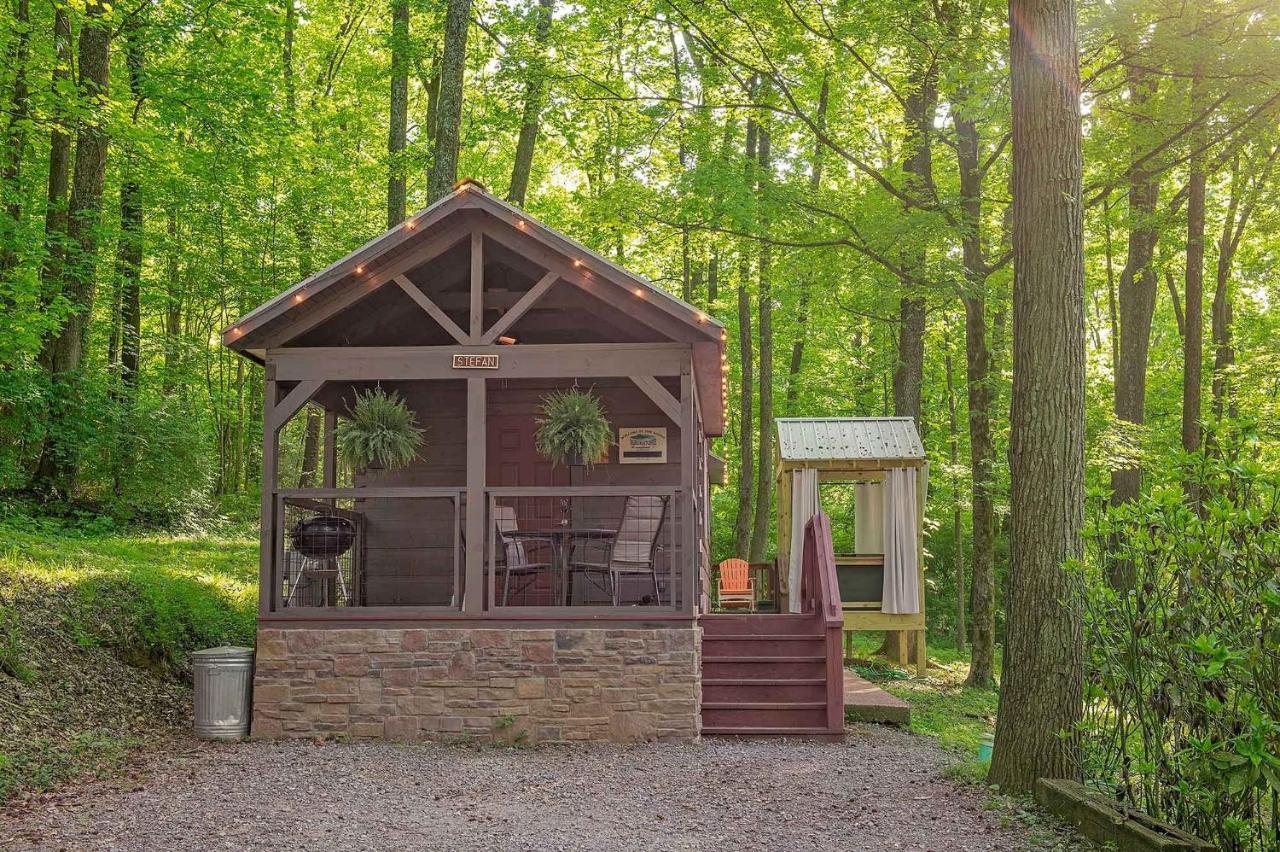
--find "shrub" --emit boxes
[1078,431,1280,850]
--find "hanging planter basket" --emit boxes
[336,387,426,476]
[534,388,612,468]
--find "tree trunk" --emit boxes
[749,121,772,563]
[1110,60,1160,519]
[507,0,553,206]
[427,0,472,202]
[118,28,145,398]
[707,249,718,304]
[386,0,410,226]
[786,73,828,410]
[162,208,181,393]
[298,406,322,488]
[1211,156,1245,422]
[32,0,112,497]
[954,97,996,689]
[946,348,965,653]
[989,0,1086,795]
[0,0,31,276]
[35,3,72,373]
[733,262,754,559]
[732,108,758,561]
[1182,71,1205,505]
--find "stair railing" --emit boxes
[802,511,846,734]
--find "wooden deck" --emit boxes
[843,668,911,726]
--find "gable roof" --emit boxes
[221,179,724,349]
[776,417,925,464]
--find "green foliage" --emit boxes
[534,388,611,467]
[1078,431,1280,850]
[335,387,425,474]
[0,517,256,799]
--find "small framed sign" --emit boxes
[618,427,667,464]
[452,353,499,369]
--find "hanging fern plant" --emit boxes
[535,388,612,467]
[336,387,426,473]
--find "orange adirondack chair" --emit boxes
[717,558,756,612]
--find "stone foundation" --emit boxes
[251,626,701,744]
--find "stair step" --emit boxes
[701,702,826,710]
[701,652,819,660]
[701,629,819,637]
[701,726,842,738]
[702,706,828,728]
[702,678,826,686]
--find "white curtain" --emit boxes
[881,467,920,614]
[854,483,884,554]
[787,468,820,613]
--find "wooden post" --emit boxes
[259,369,278,616]
[916,463,928,676]
[463,376,486,613]
[469,230,483,340]
[680,364,696,614]
[775,460,792,611]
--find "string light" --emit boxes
[231,327,241,337]
[515,218,527,230]
[294,291,305,303]
[405,219,416,230]
[634,288,644,297]
[573,258,583,267]
[354,265,364,275]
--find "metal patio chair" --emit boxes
[493,505,554,605]
[569,495,669,606]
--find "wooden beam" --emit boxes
[463,377,486,614]
[243,217,474,349]
[226,205,476,346]
[269,343,690,382]
[470,231,483,340]
[268,379,323,433]
[629,375,681,425]
[394,275,470,344]
[480,270,558,344]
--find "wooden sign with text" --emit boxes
[451,353,499,370]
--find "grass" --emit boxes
[0,515,257,800]
[845,632,999,783]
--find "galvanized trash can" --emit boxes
[193,646,254,740]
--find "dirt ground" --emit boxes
[3,726,1089,851]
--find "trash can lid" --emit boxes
[192,646,254,662]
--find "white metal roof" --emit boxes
[775,417,925,462]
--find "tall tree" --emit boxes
[732,105,758,560]
[387,0,411,226]
[117,18,146,398]
[954,92,997,689]
[507,0,554,206]
[1109,54,1161,524]
[0,0,31,276]
[35,2,73,371]
[749,117,772,563]
[427,0,472,201]
[989,0,1086,794]
[1181,65,1206,505]
[33,0,113,496]
[785,73,828,409]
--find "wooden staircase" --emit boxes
[699,514,845,738]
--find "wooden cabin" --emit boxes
[775,418,928,675]
[223,180,727,743]
[224,180,861,744]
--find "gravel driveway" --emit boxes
[4,726,1085,851]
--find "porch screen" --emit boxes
[786,468,820,613]
[881,467,920,614]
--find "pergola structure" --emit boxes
[775,417,928,675]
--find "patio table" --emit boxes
[503,527,617,605]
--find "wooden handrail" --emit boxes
[802,510,846,734]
